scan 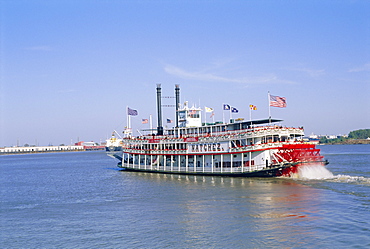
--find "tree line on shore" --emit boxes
[320,129,370,144]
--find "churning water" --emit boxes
[294,164,335,179]
[293,163,370,186]
[1,145,369,248]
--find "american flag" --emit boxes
[167,118,173,123]
[127,107,138,116]
[142,119,148,124]
[269,95,287,108]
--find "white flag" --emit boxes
[205,106,214,112]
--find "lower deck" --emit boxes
[119,164,287,177]
[121,151,275,174]
[119,143,326,177]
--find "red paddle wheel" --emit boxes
[272,144,326,176]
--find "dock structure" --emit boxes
[0,145,85,154]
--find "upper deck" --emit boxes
[124,119,304,145]
[122,123,305,157]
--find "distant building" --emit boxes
[305,133,349,144]
[308,133,319,139]
[324,135,334,139]
[75,141,99,146]
[74,141,104,151]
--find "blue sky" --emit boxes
[1,0,369,146]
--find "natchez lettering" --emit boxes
[189,143,225,153]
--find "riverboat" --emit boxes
[114,84,328,177]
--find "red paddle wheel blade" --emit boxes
[272,144,326,177]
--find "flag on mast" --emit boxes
[128,107,138,116]
[205,106,214,112]
[249,104,257,121]
[249,104,257,110]
[142,119,148,124]
[223,104,231,123]
[269,95,287,108]
[231,107,239,113]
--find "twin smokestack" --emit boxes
[156,84,180,135]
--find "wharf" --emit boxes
[0,145,104,155]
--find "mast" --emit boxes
[156,84,163,135]
[268,91,271,123]
[175,84,180,128]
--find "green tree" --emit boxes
[348,129,370,139]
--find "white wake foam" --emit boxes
[291,164,334,180]
[289,165,370,184]
[331,175,370,184]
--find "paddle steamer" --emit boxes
[115,84,327,177]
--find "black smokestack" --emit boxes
[156,84,163,135]
[175,84,180,128]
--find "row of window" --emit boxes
[125,135,302,151]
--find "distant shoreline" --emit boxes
[0,148,105,156]
[320,139,370,145]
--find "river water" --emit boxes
[1,145,369,248]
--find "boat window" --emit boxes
[189,113,199,119]
[262,137,266,144]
